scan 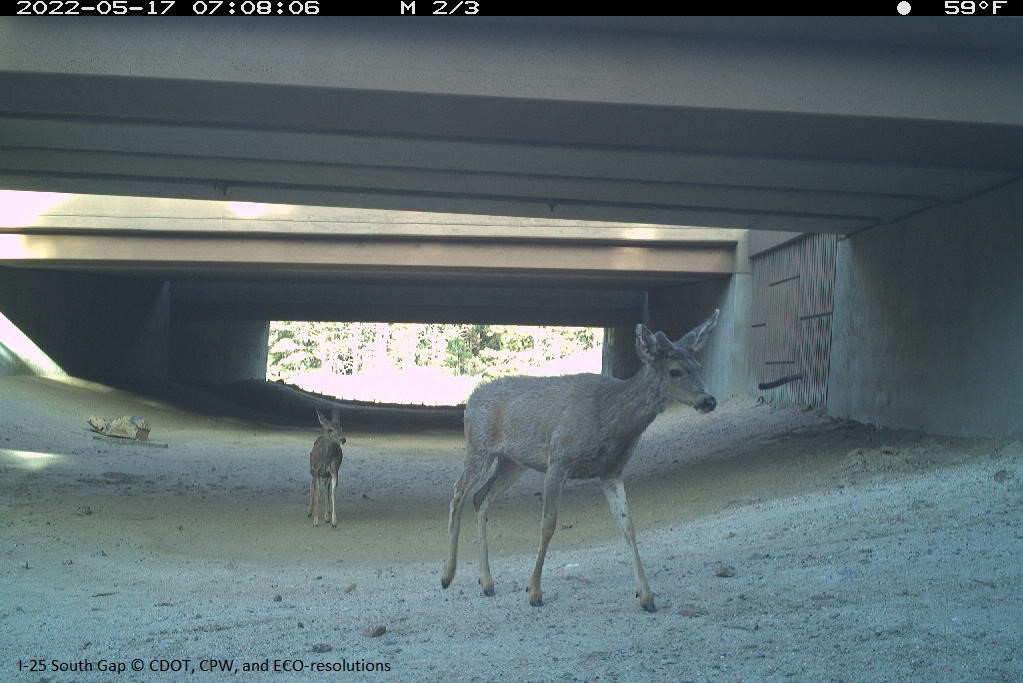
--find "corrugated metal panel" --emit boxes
[749,234,836,406]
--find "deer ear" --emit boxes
[635,324,659,363]
[316,409,329,428]
[679,309,719,351]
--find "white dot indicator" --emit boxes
[897,1,911,13]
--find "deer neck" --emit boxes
[605,365,668,437]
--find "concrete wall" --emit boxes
[0,267,270,385]
[829,178,1023,437]
[0,268,169,380]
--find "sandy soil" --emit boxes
[1,374,1020,682]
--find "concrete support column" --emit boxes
[169,315,269,384]
[602,326,640,379]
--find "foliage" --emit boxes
[267,321,601,384]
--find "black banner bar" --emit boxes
[5,2,1022,16]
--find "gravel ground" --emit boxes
[2,375,1020,682]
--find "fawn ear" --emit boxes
[316,409,329,428]
[679,309,719,352]
[635,324,659,363]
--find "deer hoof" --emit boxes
[330,523,337,528]
[482,587,495,597]
[529,598,544,608]
[641,602,657,613]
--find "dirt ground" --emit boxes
[1,374,1020,682]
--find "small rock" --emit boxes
[344,583,357,593]
[273,594,283,602]
[310,643,332,653]
[715,565,737,578]
[363,625,387,638]
[76,505,92,516]
[993,469,1013,483]
[677,604,709,618]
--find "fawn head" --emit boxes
[316,409,346,446]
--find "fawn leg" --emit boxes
[328,470,338,528]
[309,476,319,527]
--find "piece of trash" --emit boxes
[88,415,151,441]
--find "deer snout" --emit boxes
[696,395,716,413]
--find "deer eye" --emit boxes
[669,369,683,378]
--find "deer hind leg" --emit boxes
[441,458,487,590]
[527,468,566,607]
[472,456,525,597]
[309,475,319,526]
[602,476,655,612]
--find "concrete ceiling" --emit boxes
[1,16,1021,325]
[1,16,1021,234]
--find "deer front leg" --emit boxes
[602,476,655,612]
[527,468,566,607]
[327,471,338,528]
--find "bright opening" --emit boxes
[267,322,603,406]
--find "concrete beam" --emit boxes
[4,192,747,244]
[0,233,734,287]
[174,282,648,327]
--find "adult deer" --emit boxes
[441,310,719,612]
